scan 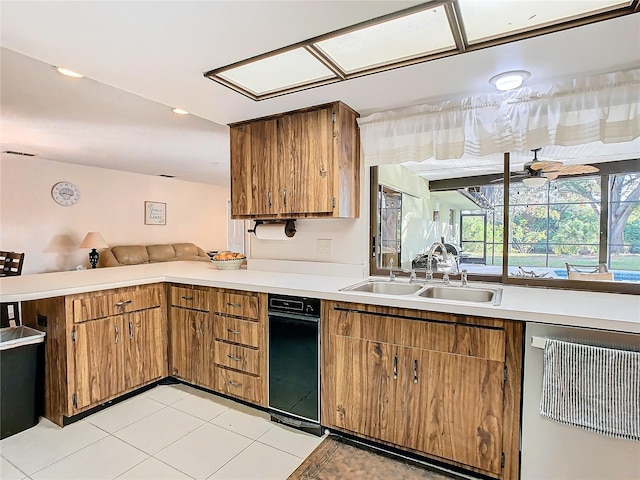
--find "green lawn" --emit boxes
[481,253,640,271]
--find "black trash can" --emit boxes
[1,325,45,439]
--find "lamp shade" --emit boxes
[79,232,108,249]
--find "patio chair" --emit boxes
[565,262,613,281]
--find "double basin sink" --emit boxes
[341,279,502,305]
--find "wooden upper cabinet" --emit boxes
[229,101,360,219]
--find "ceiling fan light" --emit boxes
[523,176,548,188]
[489,70,530,91]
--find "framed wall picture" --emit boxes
[145,201,166,225]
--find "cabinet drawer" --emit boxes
[171,286,210,311]
[215,292,259,319]
[73,295,111,322]
[111,287,162,314]
[73,286,163,323]
[213,316,259,348]
[215,367,264,405]
[214,342,260,375]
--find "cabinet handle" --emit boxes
[227,328,241,335]
[413,359,418,384]
[226,302,241,308]
[282,188,287,208]
[393,354,398,380]
[115,299,132,308]
[199,320,205,336]
[268,191,272,208]
[115,325,119,344]
[226,354,242,362]
[181,296,193,301]
[226,380,242,388]
[128,321,133,339]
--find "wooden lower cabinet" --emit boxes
[322,301,523,480]
[124,308,167,389]
[22,284,167,425]
[169,306,215,389]
[73,316,124,410]
[211,290,267,406]
[169,285,215,389]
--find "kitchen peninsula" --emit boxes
[2,261,638,480]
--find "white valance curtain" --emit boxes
[358,68,640,166]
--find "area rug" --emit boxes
[288,436,462,480]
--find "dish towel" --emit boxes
[540,338,640,441]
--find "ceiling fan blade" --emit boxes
[529,160,563,171]
[543,172,559,180]
[555,164,600,175]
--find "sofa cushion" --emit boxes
[147,244,176,263]
[173,243,199,257]
[111,245,149,265]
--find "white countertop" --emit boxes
[1,262,638,334]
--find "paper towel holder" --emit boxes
[248,219,296,238]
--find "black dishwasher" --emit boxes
[268,294,320,434]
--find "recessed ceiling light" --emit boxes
[56,67,84,79]
[489,70,530,91]
[172,108,189,115]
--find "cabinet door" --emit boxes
[230,120,279,217]
[73,317,124,410]
[278,107,334,214]
[196,316,216,390]
[124,308,166,390]
[325,334,404,445]
[169,307,199,382]
[405,348,504,475]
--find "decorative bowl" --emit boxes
[210,258,245,270]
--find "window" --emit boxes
[372,159,640,292]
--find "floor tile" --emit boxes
[142,384,193,405]
[0,418,107,475]
[0,456,26,480]
[156,423,252,480]
[210,405,274,440]
[258,424,324,458]
[170,390,231,421]
[208,441,303,480]
[114,407,204,454]
[31,435,147,480]
[117,457,190,479]
[85,395,165,433]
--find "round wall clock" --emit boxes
[51,181,80,206]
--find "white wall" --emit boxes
[0,156,229,274]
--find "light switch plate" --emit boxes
[317,238,332,256]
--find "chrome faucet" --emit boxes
[426,241,447,282]
[461,269,468,287]
[389,257,396,282]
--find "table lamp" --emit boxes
[79,232,108,268]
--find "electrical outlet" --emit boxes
[317,238,332,256]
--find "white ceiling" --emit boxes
[1,1,639,185]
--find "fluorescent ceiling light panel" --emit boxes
[204,1,636,101]
[314,6,455,74]
[458,0,630,44]
[217,48,336,96]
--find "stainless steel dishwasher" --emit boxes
[267,294,321,435]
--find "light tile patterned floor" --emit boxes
[0,384,324,480]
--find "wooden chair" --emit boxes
[0,251,24,327]
[565,262,614,281]
[0,251,25,276]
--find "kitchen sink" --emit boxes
[341,280,423,295]
[418,285,502,305]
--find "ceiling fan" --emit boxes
[496,148,600,186]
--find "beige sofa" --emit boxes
[99,243,210,267]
